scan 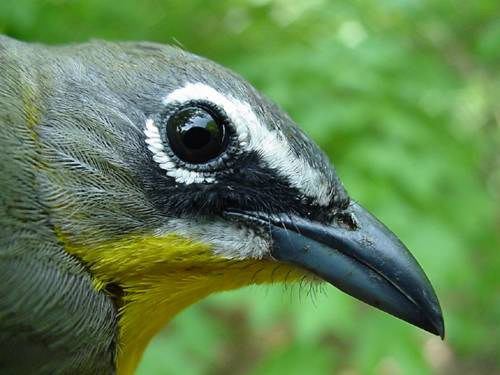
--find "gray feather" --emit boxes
[0,36,118,375]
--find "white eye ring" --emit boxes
[144,118,217,184]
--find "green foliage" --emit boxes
[2,1,498,373]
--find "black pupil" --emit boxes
[166,106,226,164]
[183,127,212,150]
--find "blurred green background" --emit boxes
[1,1,499,374]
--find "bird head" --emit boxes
[42,41,443,374]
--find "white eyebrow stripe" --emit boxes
[164,83,333,206]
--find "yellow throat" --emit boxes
[62,232,305,375]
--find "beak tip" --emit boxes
[433,313,445,340]
[426,319,445,340]
[430,320,445,340]
[421,303,445,339]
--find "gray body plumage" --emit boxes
[0,36,209,374]
[0,37,195,374]
[0,36,124,374]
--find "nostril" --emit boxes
[335,212,358,230]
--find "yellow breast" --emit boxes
[61,232,305,375]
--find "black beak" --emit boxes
[226,201,444,338]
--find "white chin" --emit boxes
[156,218,271,260]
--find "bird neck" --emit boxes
[60,232,304,375]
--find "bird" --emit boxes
[0,35,444,375]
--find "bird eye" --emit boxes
[166,105,228,164]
